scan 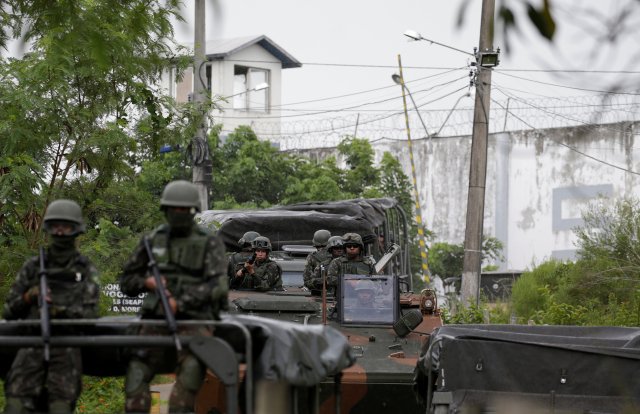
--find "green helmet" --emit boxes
[160,180,201,212]
[43,199,85,235]
[312,229,331,247]
[251,236,272,251]
[326,235,344,251]
[342,232,364,248]
[238,231,260,248]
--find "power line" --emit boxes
[493,71,640,96]
[271,67,467,108]
[490,95,640,176]
[218,75,469,119]
[221,59,640,74]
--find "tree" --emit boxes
[0,1,198,304]
[511,197,640,326]
[337,137,380,195]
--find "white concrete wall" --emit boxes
[293,122,640,271]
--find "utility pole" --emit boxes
[191,0,211,211]
[395,55,430,283]
[461,0,497,306]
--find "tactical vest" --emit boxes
[38,254,97,319]
[141,225,212,317]
[312,250,335,280]
[337,256,376,276]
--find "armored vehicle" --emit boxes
[414,324,640,413]
[197,198,443,413]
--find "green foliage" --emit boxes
[427,236,504,280]
[76,377,125,414]
[337,137,380,195]
[441,302,485,324]
[511,198,640,326]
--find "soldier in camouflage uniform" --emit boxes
[326,233,376,293]
[120,180,228,413]
[3,200,99,414]
[227,231,260,280]
[230,236,282,291]
[306,235,345,291]
[302,229,331,290]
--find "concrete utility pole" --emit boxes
[461,0,497,306]
[191,0,211,212]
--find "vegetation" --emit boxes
[510,198,640,326]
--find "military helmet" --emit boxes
[43,199,86,235]
[326,235,344,251]
[355,279,376,293]
[238,231,260,248]
[342,232,364,248]
[251,236,272,251]
[160,180,201,212]
[312,229,331,247]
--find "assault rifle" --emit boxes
[142,236,182,351]
[38,247,51,362]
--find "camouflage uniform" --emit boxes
[230,236,282,291]
[231,257,283,291]
[302,248,332,289]
[120,180,228,413]
[326,233,376,291]
[3,200,99,414]
[227,231,260,279]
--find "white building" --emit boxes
[162,35,301,140]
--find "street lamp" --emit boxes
[404,29,474,57]
[392,74,431,141]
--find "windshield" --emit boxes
[282,271,304,287]
[340,274,397,325]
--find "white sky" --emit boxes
[173,0,640,105]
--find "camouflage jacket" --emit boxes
[326,255,376,289]
[302,248,332,289]
[120,224,228,320]
[3,250,99,320]
[231,258,282,291]
[227,251,254,279]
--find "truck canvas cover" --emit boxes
[415,324,640,412]
[199,198,400,252]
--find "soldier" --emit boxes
[227,231,260,279]
[302,229,332,290]
[326,233,376,293]
[120,180,228,413]
[3,199,99,414]
[306,235,345,291]
[231,236,282,291]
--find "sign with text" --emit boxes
[102,283,146,314]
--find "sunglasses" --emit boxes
[345,244,359,249]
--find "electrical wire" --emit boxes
[222,84,470,136]
[217,75,469,119]
[490,95,640,176]
[493,71,640,96]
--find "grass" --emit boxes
[0,375,175,413]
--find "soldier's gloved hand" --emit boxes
[168,295,178,315]
[144,275,166,290]
[23,286,52,305]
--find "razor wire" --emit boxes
[217,93,640,150]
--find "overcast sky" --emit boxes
[173,0,640,105]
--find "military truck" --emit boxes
[414,324,640,413]
[0,314,355,414]
[197,198,443,413]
